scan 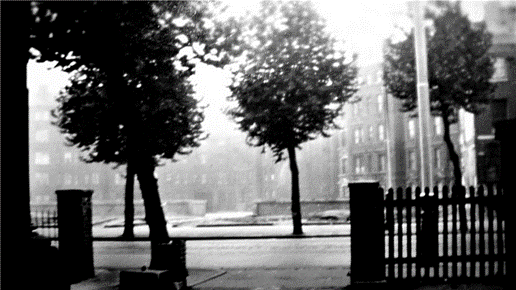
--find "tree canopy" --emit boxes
[227,0,357,161]
[383,0,496,187]
[383,0,495,122]
[30,1,234,166]
[226,0,357,234]
[29,1,237,269]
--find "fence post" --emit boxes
[349,181,385,285]
[56,189,95,284]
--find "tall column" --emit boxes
[410,1,434,188]
[56,189,95,284]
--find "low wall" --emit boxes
[255,199,350,216]
[31,199,207,219]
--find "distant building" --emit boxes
[471,1,516,184]
[156,130,261,212]
[29,79,280,213]
[337,63,459,194]
[29,84,119,204]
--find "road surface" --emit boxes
[94,237,351,269]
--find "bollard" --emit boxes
[349,181,385,285]
[56,189,94,284]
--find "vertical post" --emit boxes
[349,181,385,284]
[383,88,394,189]
[56,190,95,284]
[409,1,433,188]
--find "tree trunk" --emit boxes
[287,146,303,235]
[441,111,468,232]
[122,162,135,239]
[134,156,170,269]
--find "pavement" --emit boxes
[70,266,507,290]
[71,266,351,290]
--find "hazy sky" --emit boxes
[27,1,489,136]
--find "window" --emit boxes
[341,186,349,199]
[434,117,442,136]
[369,125,374,142]
[84,174,90,184]
[491,57,508,82]
[33,111,50,121]
[34,172,50,185]
[64,152,73,163]
[408,151,417,171]
[378,124,385,141]
[220,173,227,184]
[115,173,124,185]
[377,94,384,113]
[354,128,360,144]
[367,75,373,85]
[376,71,383,84]
[35,152,50,165]
[341,157,347,174]
[340,129,346,147]
[355,156,362,174]
[355,156,365,174]
[434,148,442,169]
[367,154,373,173]
[201,174,207,184]
[408,119,416,139]
[35,130,49,142]
[353,102,359,116]
[64,173,72,185]
[378,154,386,172]
[184,173,188,185]
[92,173,100,185]
[200,154,207,164]
[491,99,507,123]
[175,174,180,184]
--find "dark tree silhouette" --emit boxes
[383,0,496,187]
[383,1,496,233]
[226,0,357,235]
[29,1,235,268]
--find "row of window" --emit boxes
[33,171,254,187]
[408,147,445,171]
[341,153,387,175]
[350,94,384,117]
[407,117,443,139]
[341,147,446,176]
[356,70,383,86]
[345,117,443,146]
[33,151,79,165]
[344,124,385,146]
[33,150,211,166]
[33,172,101,185]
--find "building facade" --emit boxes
[29,80,262,212]
[472,1,516,184]
[338,63,459,196]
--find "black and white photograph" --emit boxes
[1,0,514,289]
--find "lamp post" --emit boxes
[410,0,433,189]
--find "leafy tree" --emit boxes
[383,0,495,187]
[226,0,357,235]
[29,1,235,268]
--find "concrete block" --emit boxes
[120,269,182,290]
